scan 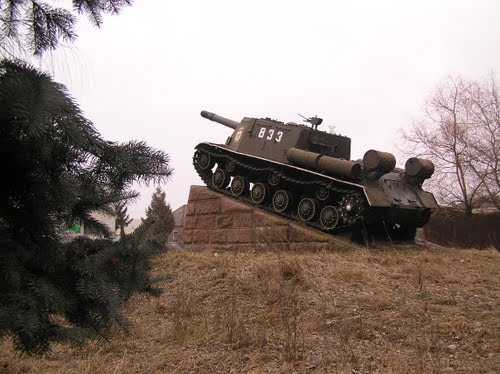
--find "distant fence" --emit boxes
[423,208,500,249]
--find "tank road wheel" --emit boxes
[251,182,268,204]
[320,206,339,230]
[230,176,249,196]
[339,193,364,226]
[194,150,214,170]
[212,168,230,189]
[268,173,280,187]
[226,159,236,173]
[316,186,329,201]
[298,198,318,222]
[272,190,291,213]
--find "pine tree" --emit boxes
[0,59,172,354]
[1,0,133,57]
[141,187,175,246]
[114,201,132,239]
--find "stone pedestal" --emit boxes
[179,185,353,250]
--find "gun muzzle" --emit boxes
[200,110,240,130]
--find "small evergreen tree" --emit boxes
[0,59,172,354]
[114,201,132,239]
[141,187,175,246]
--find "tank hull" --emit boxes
[194,142,435,241]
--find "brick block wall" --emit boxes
[178,185,351,250]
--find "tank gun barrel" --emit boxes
[200,110,240,130]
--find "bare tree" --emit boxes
[402,75,500,217]
[461,77,500,211]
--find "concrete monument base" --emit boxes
[178,186,356,250]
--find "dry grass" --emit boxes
[1,245,499,373]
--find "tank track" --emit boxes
[193,144,372,236]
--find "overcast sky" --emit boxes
[51,0,500,217]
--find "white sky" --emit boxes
[50,0,500,217]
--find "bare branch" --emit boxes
[400,75,500,216]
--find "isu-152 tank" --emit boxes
[193,110,438,241]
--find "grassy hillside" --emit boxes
[2,245,499,373]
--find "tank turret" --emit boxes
[193,110,438,242]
